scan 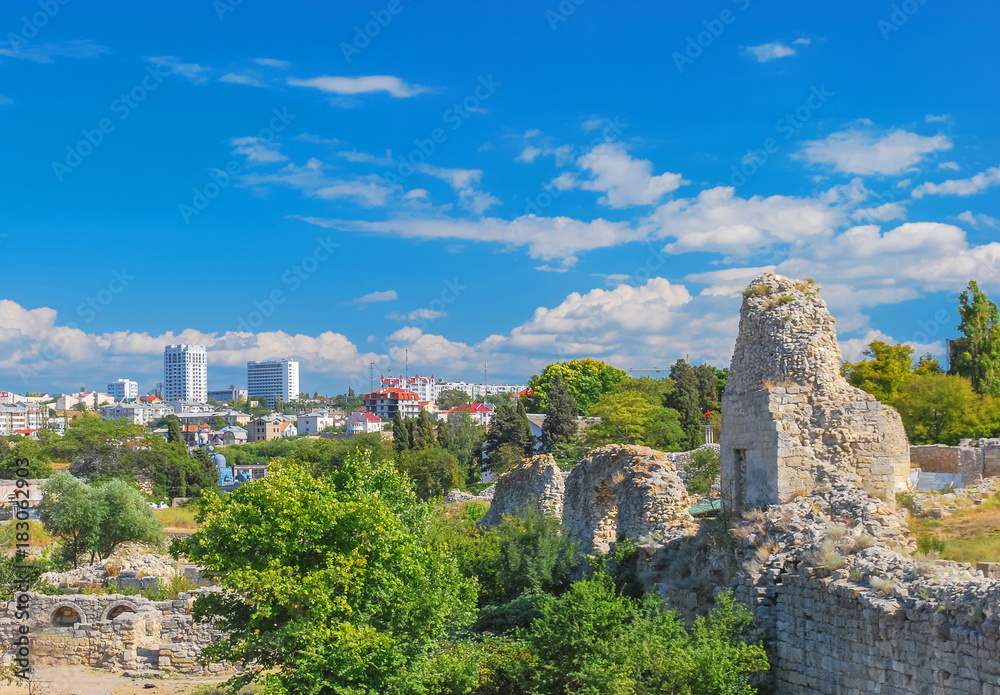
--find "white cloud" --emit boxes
[240,159,398,207]
[567,142,688,208]
[352,290,398,304]
[230,136,288,163]
[145,56,211,84]
[911,166,1000,198]
[938,161,961,171]
[337,149,396,166]
[518,146,542,163]
[417,164,500,213]
[535,265,571,273]
[799,124,952,175]
[743,42,799,62]
[386,308,448,321]
[957,210,1000,229]
[219,72,265,87]
[286,75,428,98]
[254,57,291,69]
[0,39,107,63]
[314,176,396,207]
[850,202,907,223]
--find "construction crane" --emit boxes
[630,367,671,373]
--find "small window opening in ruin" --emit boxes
[51,606,82,627]
[107,605,134,620]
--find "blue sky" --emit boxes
[1,0,998,397]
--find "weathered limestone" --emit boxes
[562,445,694,554]
[721,273,910,509]
[910,438,1000,484]
[0,591,229,675]
[480,454,565,527]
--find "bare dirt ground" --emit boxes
[0,665,228,695]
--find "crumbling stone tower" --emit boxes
[721,273,910,510]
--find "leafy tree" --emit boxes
[438,411,486,481]
[58,417,145,479]
[842,341,915,402]
[683,447,721,497]
[611,375,674,404]
[586,391,656,446]
[486,508,577,605]
[165,414,185,446]
[38,473,101,568]
[175,456,476,694]
[892,373,1000,444]
[695,363,722,413]
[524,577,767,695]
[643,407,686,451]
[952,280,1000,396]
[332,388,365,413]
[90,479,164,561]
[212,416,227,430]
[415,410,437,449]
[540,375,579,454]
[437,388,471,410]
[0,437,54,478]
[665,360,705,449]
[527,359,629,415]
[914,353,944,375]
[397,446,463,500]
[483,400,534,474]
[393,413,414,453]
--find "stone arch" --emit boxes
[103,601,139,621]
[50,603,84,628]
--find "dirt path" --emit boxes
[0,665,227,695]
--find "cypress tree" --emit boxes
[541,375,578,453]
[665,359,703,449]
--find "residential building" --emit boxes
[364,387,421,419]
[247,359,299,408]
[208,385,248,403]
[163,345,208,403]
[436,402,496,427]
[346,411,385,435]
[0,404,43,436]
[247,415,298,442]
[55,391,114,411]
[107,379,139,402]
[297,411,337,435]
[0,392,23,405]
[435,380,528,400]
[213,426,248,447]
[99,402,172,426]
[379,374,439,402]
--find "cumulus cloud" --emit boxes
[742,41,802,62]
[957,210,1000,229]
[219,72,266,87]
[417,164,501,213]
[911,166,1000,198]
[286,75,428,98]
[386,308,448,321]
[566,143,687,208]
[799,124,952,175]
[230,136,287,164]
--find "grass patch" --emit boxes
[156,505,199,531]
[0,519,52,548]
[910,491,1000,564]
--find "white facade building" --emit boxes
[0,404,43,435]
[99,402,172,426]
[297,411,336,435]
[436,381,527,400]
[379,374,439,402]
[163,345,208,403]
[247,359,299,408]
[107,379,139,402]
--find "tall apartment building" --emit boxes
[163,345,208,403]
[247,359,299,408]
[379,374,438,402]
[107,378,139,402]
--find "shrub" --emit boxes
[869,576,895,595]
[104,558,122,578]
[683,448,721,497]
[846,534,876,554]
[742,284,770,298]
[805,541,847,571]
[917,535,947,554]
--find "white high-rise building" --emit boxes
[163,345,208,403]
[107,378,139,402]
[247,359,299,408]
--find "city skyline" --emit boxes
[1,2,997,395]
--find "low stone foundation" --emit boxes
[910,439,1000,485]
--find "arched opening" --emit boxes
[51,605,82,627]
[105,604,135,620]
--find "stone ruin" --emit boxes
[481,445,695,554]
[721,272,910,510]
[910,438,1000,486]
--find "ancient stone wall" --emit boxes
[910,439,1000,484]
[721,273,910,509]
[0,592,228,675]
[480,454,565,527]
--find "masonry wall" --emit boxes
[744,574,1000,694]
[910,440,1000,484]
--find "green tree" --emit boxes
[642,407,686,451]
[540,375,579,454]
[952,280,1000,396]
[487,508,577,605]
[586,391,656,446]
[38,472,102,568]
[175,455,476,694]
[438,411,486,481]
[842,341,915,402]
[483,400,534,475]
[393,413,414,453]
[527,359,629,415]
[683,447,721,497]
[58,417,145,479]
[665,359,706,450]
[90,479,163,561]
[414,410,437,449]
[437,388,471,409]
[695,363,722,413]
[397,446,463,500]
[165,414,185,446]
[892,373,1000,444]
[0,438,54,478]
